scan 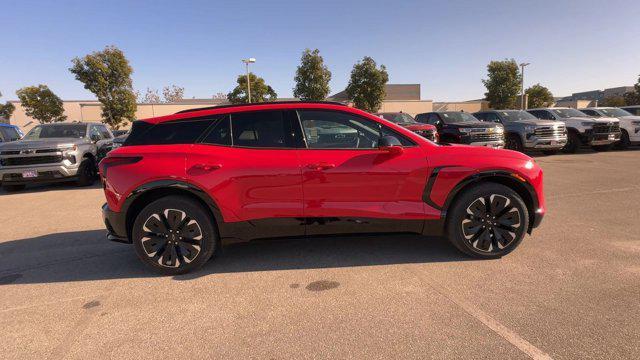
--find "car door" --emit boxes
[295,109,432,235]
[187,110,305,238]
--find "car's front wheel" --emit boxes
[75,158,97,186]
[132,196,218,275]
[446,183,529,259]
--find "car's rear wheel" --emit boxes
[446,183,529,259]
[75,158,96,186]
[132,196,218,275]
[2,184,26,192]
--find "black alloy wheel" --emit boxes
[132,196,217,275]
[461,194,522,253]
[140,209,204,268]
[446,183,529,258]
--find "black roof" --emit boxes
[175,101,347,114]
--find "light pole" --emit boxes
[242,58,256,103]
[519,62,530,110]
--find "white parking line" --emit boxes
[407,267,553,360]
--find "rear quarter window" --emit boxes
[125,117,219,146]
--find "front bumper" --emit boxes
[585,132,620,145]
[468,140,505,148]
[525,136,567,149]
[0,164,80,184]
[102,203,129,243]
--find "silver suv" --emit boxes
[474,110,567,154]
[0,122,113,191]
[579,107,640,149]
[527,108,620,153]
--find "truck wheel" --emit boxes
[132,196,218,275]
[614,130,630,150]
[562,131,580,153]
[2,184,26,192]
[75,158,96,186]
[446,183,529,259]
[592,144,612,152]
[505,134,524,152]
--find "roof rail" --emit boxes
[174,100,348,114]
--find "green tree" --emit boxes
[600,95,627,107]
[482,59,522,109]
[293,49,332,101]
[624,74,640,105]
[227,73,277,104]
[345,56,388,113]
[15,85,66,123]
[525,84,554,108]
[0,91,16,119]
[162,85,185,103]
[69,46,137,129]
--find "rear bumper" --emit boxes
[102,203,129,243]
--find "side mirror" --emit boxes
[378,135,404,154]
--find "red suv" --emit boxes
[100,102,545,274]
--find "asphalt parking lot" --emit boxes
[1,150,639,359]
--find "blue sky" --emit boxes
[1,0,639,102]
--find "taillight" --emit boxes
[99,156,142,178]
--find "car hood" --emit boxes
[561,116,619,124]
[401,123,436,131]
[511,119,560,126]
[446,122,502,129]
[440,143,530,160]
[0,138,89,151]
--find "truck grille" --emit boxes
[1,155,63,166]
[534,125,566,138]
[592,123,620,134]
[470,133,503,142]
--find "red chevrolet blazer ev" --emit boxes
[100,102,545,275]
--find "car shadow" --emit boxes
[0,181,102,195]
[0,230,471,285]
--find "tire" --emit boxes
[446,183,529,259]
[505,134,524,152]
[562,131,581,153]
[541,150,559,155]
[75,158,97,186]
[615,130,630,150]
[591,144,612,152]
[132,195,218,275]
[2,184,26,192]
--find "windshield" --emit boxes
[440,112,480,124]
[598,108,633,117]
[499,110,537,122]
[378,113,417,124]
[551,109,588,118]
[24,124,87,140]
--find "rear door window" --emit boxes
[127,119,214,145]
[231,110,296,148]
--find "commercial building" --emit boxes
[7,84,435,132]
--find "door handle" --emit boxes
[193,163,222,171]
[306,162,335,171]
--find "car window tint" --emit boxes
[97,125,112,139]
[0,127,20,141]
[297,110,413,149]
[202,115,231,146]
[128,119,212,145]
[231,110,292,148]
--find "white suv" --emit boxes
[527,108,621,153]
[579,107,640,149]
